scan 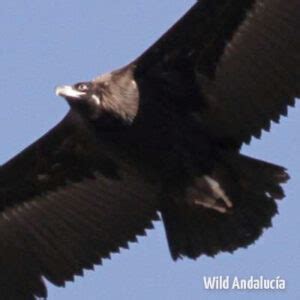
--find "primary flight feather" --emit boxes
[0,0,299,299]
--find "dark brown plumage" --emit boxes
[0,0,299,299]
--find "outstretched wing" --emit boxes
[134,0,300,146]
[0,111,158,299]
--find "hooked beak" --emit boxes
[55,85,85,99]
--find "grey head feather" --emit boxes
[56,65,139,123]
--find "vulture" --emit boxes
[0,0,299,299]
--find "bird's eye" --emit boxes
[76,83,89,92]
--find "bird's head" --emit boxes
[56,81,102,120]
[55,68,139,125]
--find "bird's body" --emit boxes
[0,0,299,299]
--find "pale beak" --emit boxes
[55,85,85,99]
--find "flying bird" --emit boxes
[0,0,299,299]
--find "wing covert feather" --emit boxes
[134,0,299,146]
[201,0,300,145]
[0,111,159,299]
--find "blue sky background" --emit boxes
[0,1,299,299]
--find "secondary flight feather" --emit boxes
[0,0,299,299]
